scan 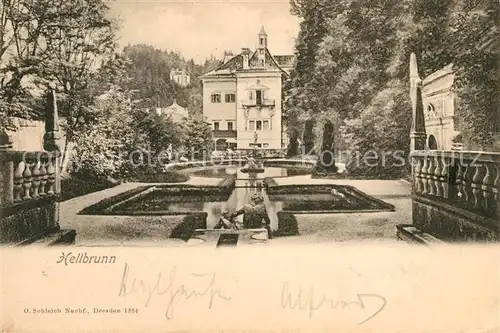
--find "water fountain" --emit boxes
[241,131,264,173]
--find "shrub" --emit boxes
[170,213,208,241]
[61,171,118,201]
[125,165,190,183]
[274,212,299,237]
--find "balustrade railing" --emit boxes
[411,150,500,222]
[7,151,59,205]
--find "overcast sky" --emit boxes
[110,0,301,64]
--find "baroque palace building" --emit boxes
[200,26,293,151]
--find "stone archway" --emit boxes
[215,138,227,151]
[428,135,438,150]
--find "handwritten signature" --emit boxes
[281,281,387,325]
[118,263,232,319]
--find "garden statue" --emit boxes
[166,143,173,161]
[231,192,272,238]
[241,131,264,173]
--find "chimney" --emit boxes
[241,48,251,69]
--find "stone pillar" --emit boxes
[42,87,61,228]
[409,53,427,151]
[0,132,14,207]
[43,87,61,193]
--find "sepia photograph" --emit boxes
[1,0,499,331]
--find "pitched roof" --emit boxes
[200,48,290,78]
[259,26,267,35]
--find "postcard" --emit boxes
[1,0,499,331]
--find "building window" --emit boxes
[263,143,269,148]
[225,93,235,103]
[249,91,253,100]
[256,90,262,105]
[211,93,221,103]
[249,121,255,131]
[213,122,220,130]
[260,38,264,45]
[263,120,269,131]
[227,121,233,131]
[256,120,262,131]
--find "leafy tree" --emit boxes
[343,80,412,178]
[178,118,213,159]
[71,85,140,179]
[187,93,203,119]
[285,0,499,178]
[136,110,184,154]
[0,0,116,134]
[450,0,499,149]
[121,44,219,112]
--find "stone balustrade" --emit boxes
[411,150,500,241]
[5,151,59,205]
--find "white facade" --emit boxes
[156,100,189,123]
[200,27,292,151]
[170,69,190,87]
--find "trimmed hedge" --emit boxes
[61,176,118,201]
[166,159,246,171]
[78,185,152,215]
[266,183,343,195]
[274,212,299,237]
[126,168,190,183]
[263,159,315,168]
[170,213,208,241]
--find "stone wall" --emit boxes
[6,117,67,152]
[422,64,458,150]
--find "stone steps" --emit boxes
[396,224,447,245]
[15,229,76,246]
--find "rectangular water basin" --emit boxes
[268,185,395,213]
[79,186,230,216]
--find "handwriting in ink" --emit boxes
[281,281,387,324]
[118,263,232,319]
